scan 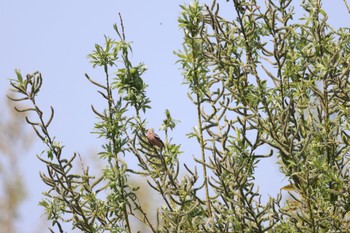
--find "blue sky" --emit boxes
[1,0,350,232]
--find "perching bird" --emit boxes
[146,128,164,149]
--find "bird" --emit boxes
[146,128,164,149]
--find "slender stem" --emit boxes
[344,0,350,13]
[104,64,131,233]
[189,34,212,216]
[196,94,212,217]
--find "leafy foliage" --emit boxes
[8,1,350,232]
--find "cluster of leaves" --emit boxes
[8,13,188,232]
[7,0,350,232]
[176,0,350,232]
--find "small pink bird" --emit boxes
[146,128,164,149]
